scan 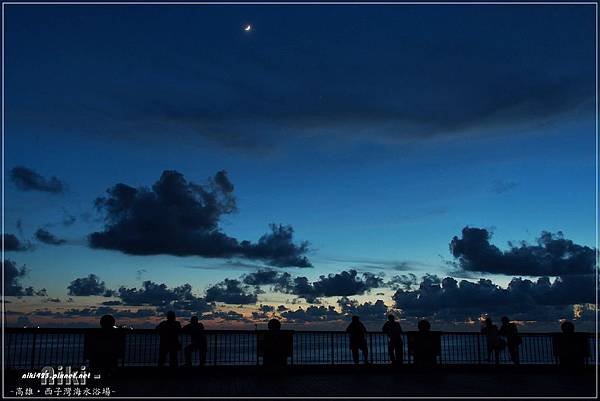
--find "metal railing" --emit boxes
[3,328,597,369]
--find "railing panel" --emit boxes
[3,328,597,369]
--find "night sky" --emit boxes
[3,3,597,330]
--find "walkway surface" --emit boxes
[5,365,597,398]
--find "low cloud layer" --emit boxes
[392,273,597,321]
[450,227,596,276]
[117,281,214,317]
[277,269,385,303]
[10,166,66,193]
[89,170,311,267]
[205,279,258,305]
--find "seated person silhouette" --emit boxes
[382,314,403,365]
[262,318,292,367]
[499,316,521,365]
[182,316,207,366]
[553,321,590,370]
[408,319,440,367]
[83,315,125,378]
[156,311,181,367]
[481,317,505,364]
[346,316,369,364]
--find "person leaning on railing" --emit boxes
[182,316,207,367]
[499,316,521,365]
[261,318,293,368]
[553,321,590,370]
[346,316,369,365]
[156,311,182,367]
[408,319,441,367]
[83,314,126,378]
[382,314,403,366]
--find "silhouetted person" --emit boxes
[83,315,125,378]
[553,321,589,370]
[499,316,521,365]
[346,316,369,364]
[409,319,440,367]
[156,311,181,367]
[382,314,403,365]
[262,318,292,367]
[481,317,504,364]
[182,316,207,366]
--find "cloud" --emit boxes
[116,281,215,317]
[16,315,34,327]
[239,225,311,267]
[144,7,593,153]
[337,297,390,321]
[3,259,46,296]
[35,228,67,245]
[251,304,276,320]
[43,298,61,303]
[3,234,31,252]
[67,274,113,296]
[388,273,418,290]
[450,227,596,276]
[89,170,311,267]
[204,310,250,322]
[277,269,385,303]
[47,306,158,319]
[392,273,598,321]
[101,300,122,306]
[9,166,66,193]
[281,305,342,323]
[205,279,258,305]
[242,269,292,287]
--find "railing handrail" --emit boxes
[3,327,595,336]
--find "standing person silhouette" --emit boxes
[346,316,369,365]
[499,316,521,365]
[409,319,440,367]
[553,321,590,370]
[481,317,504,364]
[182,316,207,367]
[262,318,292,368]
[382,314,403,365]
[156,311,181,367]
[84,315,125,378]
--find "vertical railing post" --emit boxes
[369,334,373,364]
[30,331,37,369]
[121,332,126,367]
[213,334,218,366]
[476,333,481,365]
[255,332,260,366]
[330,332,334,365]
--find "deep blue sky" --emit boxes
[3,3,597,329]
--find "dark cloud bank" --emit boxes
[89,170,311,267]
[392,274,597,322]
[242,268,384,304]
[450,227,596,276]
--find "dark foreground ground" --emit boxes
[5,365,597,398]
